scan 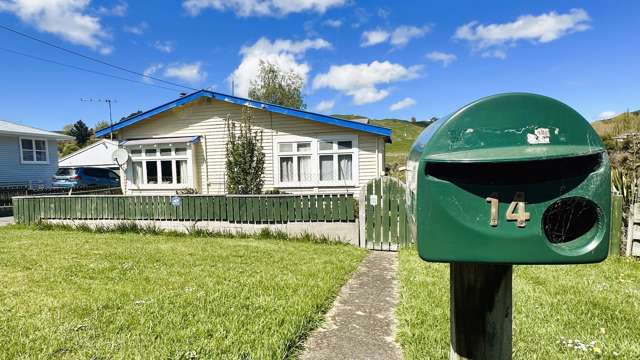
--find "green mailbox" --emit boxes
[407,93,611,264]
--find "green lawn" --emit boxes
[0,227,366,359]
[397,248,640,359]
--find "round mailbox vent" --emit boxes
[542,197,600,244]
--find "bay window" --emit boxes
[276,136,357,186]
[128,145,193,188]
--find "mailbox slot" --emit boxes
[424,153,603,185]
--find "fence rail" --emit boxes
[13,194,356,225]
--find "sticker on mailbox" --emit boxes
[527,128,551,144]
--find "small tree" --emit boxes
[94,120,110,131]
[248,60,306,109]
[68,120,93,146]
[225,107,265,194]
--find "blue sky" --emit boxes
[0,0,638,131]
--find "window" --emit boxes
[146,161,158,184]
[277,141,312,183]
[176,160,188,184]
[318,139,355,183]
[275,136,357,186]
[20,138,48,164]
[132,162,143,185]
[128,146,191,187]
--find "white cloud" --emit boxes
[313,61,422,105]
[361,25,430,47]
[164,62,207,83]
[0,0,111,53]
[229,37,331,97]
[141,63,164,83]
[598,110,616,120]
[182,0,346,17]
[323,18,342,28]
[152,40,175,53]
[454,8,590,57]
[390,97,416,111]
[124,21,148,35]
[481,49,506,59]
[390,25,430,47]
[361,29,389,47]
[97,1,127,16]
[426,51,457,67]
[314,99,335,112]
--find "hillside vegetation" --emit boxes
[591,110,640,138]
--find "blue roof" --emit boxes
[96,90,392,142]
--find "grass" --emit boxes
[397,248,640,359]
[0,226,367,359]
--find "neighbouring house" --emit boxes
[96,90,392,195]
[59,139,119,170]
[0,119,72,187]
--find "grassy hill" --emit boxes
[591,110,640,138]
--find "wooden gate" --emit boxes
[359,176,413,251]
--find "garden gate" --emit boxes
[359,176,413,251]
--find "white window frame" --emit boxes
[19,137,49,164]
[125,143,195,190]
[274,134,358,188]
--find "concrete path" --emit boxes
[0,216,14,227]
[301,251,403,360]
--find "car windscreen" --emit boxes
[56,168,77,176]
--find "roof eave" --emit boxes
[96,90,392,141]
[0,130,73,141]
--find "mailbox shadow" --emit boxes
[424,153,602,204]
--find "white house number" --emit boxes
[485,192,530,228]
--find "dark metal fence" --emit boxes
[0,185,121,207]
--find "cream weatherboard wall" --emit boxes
[115,97,385,195]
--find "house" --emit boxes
[59,139,119,170]
[0,119,72,188]
[96,90,391,195]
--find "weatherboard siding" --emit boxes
[116,98,384,195]
[0,135,59,187]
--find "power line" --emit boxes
[0,23,198,91]
[0,47,182,92]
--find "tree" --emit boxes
[120,110,143,121]
[411,116,416,123]
[94,120,110,131]
[225,107,265,194]
[248,61,306,109]
[58,142,80,157]
[68,120,93,146]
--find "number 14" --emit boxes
[485,192,530,228]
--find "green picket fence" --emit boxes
[12,194,356,225]
[363,176,413,250]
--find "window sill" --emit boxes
[20,161,50,165]
[275,181,358,188]
[128,184,193,190]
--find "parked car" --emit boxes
[52,167,120,188]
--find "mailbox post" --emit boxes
[407,93,611,359]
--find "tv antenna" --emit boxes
[80,98,117,140]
